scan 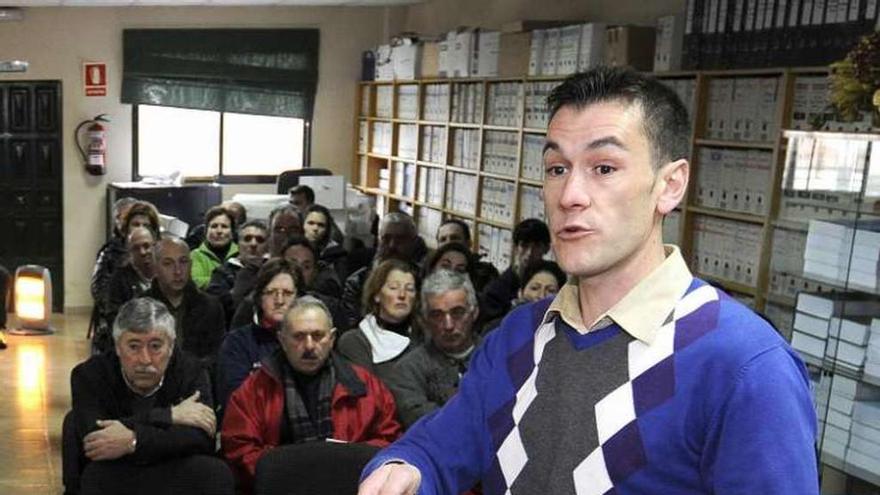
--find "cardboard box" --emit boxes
[449,30,475,78]
[420,41,440,78]
[604,25,657,71]
[392,43,420,80]
[502,19,574,33]
[654,14,684,72]
[473,30,500,77]
[498,32,531,77]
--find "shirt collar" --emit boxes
[545,245,693,344]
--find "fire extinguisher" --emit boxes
[75,113,110,176]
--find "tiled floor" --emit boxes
[0,312,91,495]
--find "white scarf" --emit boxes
[358,314,411,364]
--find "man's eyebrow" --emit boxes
[542,136,627,155]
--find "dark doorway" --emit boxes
[0,81,64,311]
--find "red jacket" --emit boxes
[221,351,401,492]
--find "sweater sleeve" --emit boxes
[389,352,441,429]
[361,329,502,495]
[702,345,819,495]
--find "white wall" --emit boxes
[0,5,395,310]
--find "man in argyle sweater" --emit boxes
[359,66,818,495]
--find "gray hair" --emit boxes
[381,211,416,235]
[153,234,189,262]
[420,269,477,317]
[112,297,176,343]
[113,196,137,216]
[284,295,335,332]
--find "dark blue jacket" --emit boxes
[216,322,280,413]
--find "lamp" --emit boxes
[10,265,54,336]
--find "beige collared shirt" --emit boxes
[544,245,693,345]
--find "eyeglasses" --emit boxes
[287,330,333,344]
[426,306,470,324]
[262,288,296,300]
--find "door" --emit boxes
[0,81,64,311]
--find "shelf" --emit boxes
[476,217,514,229]
[446,165,479,175]
[523,127,548,134]
[694,139,776,150]
[363,116,392,123]
[481,170,516,181]
[388,155,418,163]
[765,292,796,308]
[687,206,766,224]
[697,272,758,296]
[449,122,481,129]
[392,118,419,124]
[445,210,477,220]
[772,218,809,232]
[784,129,880,141]
[483,124,519,132]
[520,177,543,186]
[366,152,392,160]
[415,160,446,169]
[417,120,448,126]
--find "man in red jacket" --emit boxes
[221,295,401,492]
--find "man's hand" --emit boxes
[171,390,216,436]
[358,463,421,495]
[83,420,135,461]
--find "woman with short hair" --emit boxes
[191,206,239,289]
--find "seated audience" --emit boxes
[389,269,480,428]
[190,206,239,289]
[65,297,230,495]
[90,200,160,350]
[186,201,246,250]
[94,227,157,353]
[435,219,499,293]
[337,259,420,384]
[221,296,401,494]
[288,184,314,213]
[216,259,302,411]
[517,260,566,304]
[229,238,345,331]
[479,218,550,324]
[482,260,567,334]
[304,204,347,281]
[146,236,225,364]
[422,242,473,277]
[205,220,269,326]
[342,211,426,330]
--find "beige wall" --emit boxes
[0,6,394,309]
[403,0,686,34]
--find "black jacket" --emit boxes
[341,266,371,332]
[92,264,152,354]
[479,266,520,325]
[69,350,214,465]
[146,281,226,362]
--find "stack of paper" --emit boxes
[792,292,880,371]
[804,219,880,292]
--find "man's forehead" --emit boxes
[120,329,168,341]
[158,243,189,258]
[242,226,267,236]
[286,307,332,330]
[274,213,300,226]
[428,289,469,307]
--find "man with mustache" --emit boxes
[64,297,231,495]
[222,296,401,494]
[388,269,479,428]
[360,67,817,494]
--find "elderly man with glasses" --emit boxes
[388,269,480,429]
[221,296,402,494]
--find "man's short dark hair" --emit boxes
[521,260,567,289]
[547,66,691,168]
[513,218,550,247]
[282,235,318,261]
[438,219,471,244]
[290,185,315,204]
[269,205,302,228]
[237,219,268,236]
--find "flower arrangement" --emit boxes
[829,32,880,123]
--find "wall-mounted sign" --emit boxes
[0,60,28,72]
[83,62,107,97]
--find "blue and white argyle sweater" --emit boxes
[364,279,818,494]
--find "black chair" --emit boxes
[276,168,333,195]
[254,442,380,495]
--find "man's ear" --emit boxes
[655,159,689,215]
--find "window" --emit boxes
[135,104,307,181]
